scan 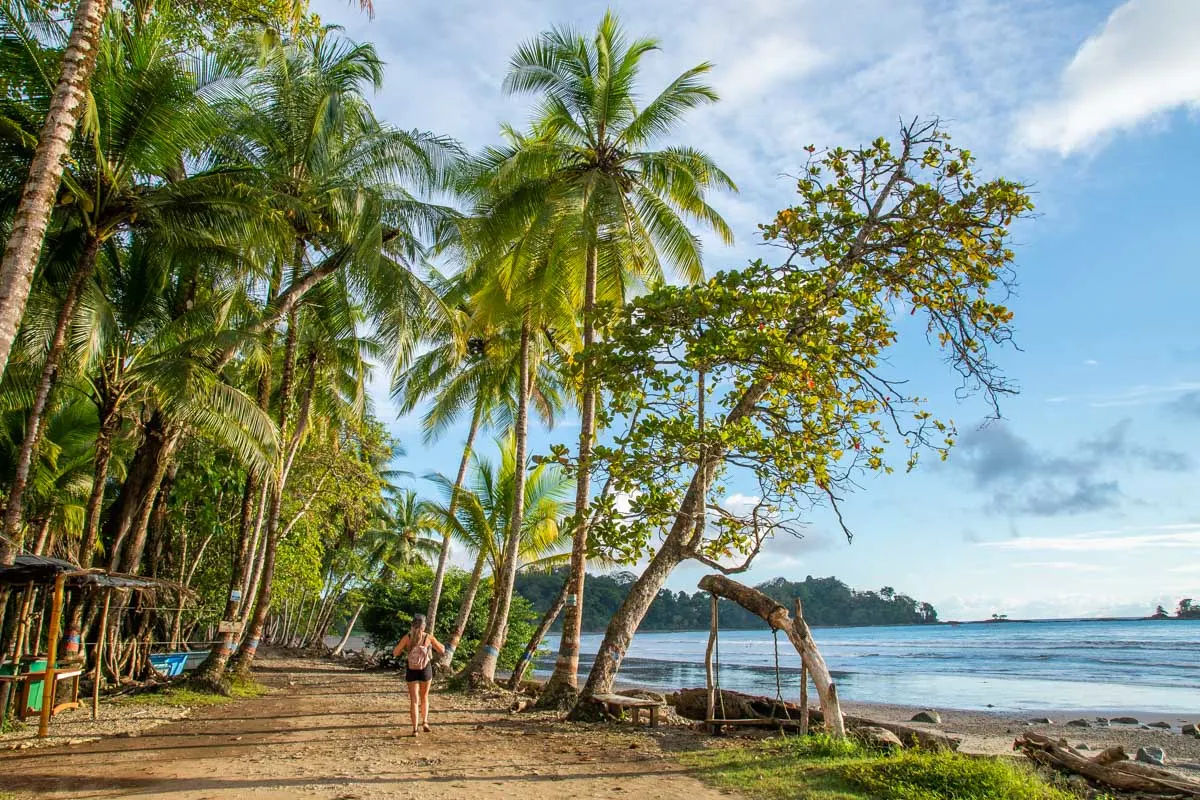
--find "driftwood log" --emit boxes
[1015,732,1200,797]
[675,687,962,751]
[699,574,846,738]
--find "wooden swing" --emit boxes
[701,574,846,738]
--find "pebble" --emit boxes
[1148,721,1172,730]
[1136,746,1166,766]
[1075,743,1091,751]
[911,711,941,724]
[1111,716,1139,725]
[1029,717,1053,725]
[1066,719,1091,728]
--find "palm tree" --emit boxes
[425,433,572,673]
[487,12,736,700]
[362,489,441,579]
[0,0,378,383]
[0,8,282,565]
[0,0,109,385]
[393,277,569,637]
[449,173,597,684]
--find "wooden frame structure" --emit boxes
[700,574,846,738]
[0,555,183,737]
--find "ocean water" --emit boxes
[532,619,1200,714]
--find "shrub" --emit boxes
[360,564,537,669]
[839,750,1076,800]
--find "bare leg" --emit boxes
[407,681,420,735]
[420,681,431,731]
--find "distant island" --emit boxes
[515,571,939,632]
[1151,599,1199,620]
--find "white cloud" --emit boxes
[1044,380,1200,408]
[980,524,1200,551]
[722,493,763,516]
[1012,561,1115,572]
[1018,0,1200,154]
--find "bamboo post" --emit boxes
[795,599,809,736]
[38,572,66,738]
[705,594,718,724]
[92,590,111,720]
[10,583,34,660]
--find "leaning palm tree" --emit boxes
[424,433,572,672]
[0,0,106,384]
[0,0,377,383]
[0,8,280,564]
[486,12,736,700]
[177,24,458,683]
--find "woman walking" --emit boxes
[392,614,445,736]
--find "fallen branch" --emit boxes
[674,687,961,751]
[1015,732,1200,797]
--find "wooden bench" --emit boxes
[13,668,83,721]
[592,693,665,727]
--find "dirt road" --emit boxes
[0,656,732,800]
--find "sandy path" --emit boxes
[0,657,732,800]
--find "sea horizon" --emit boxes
[531,618,1200,715]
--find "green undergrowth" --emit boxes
[683,734,1083,800]
[122,678,267,707]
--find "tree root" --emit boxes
[184,671,232,697]
[564,695,610,722]
[535,680,579,712]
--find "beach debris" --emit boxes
[1015,732,1200,797]
[1183,723,1199,738]
[1029,717,1053,725]
[1148,721,1173,730]
[910,710,941,724]
[1137,747,1166,766]
[1111,716,1139,725]
[672,687,963,751]
[854,726,904,751]
[1066,719,1092,728]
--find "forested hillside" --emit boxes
[515,571,939,632]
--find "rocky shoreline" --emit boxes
[833,699,1200,775]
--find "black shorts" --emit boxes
[405,665,433,683]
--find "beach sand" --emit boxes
[2,651,1197,798]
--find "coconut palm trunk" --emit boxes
[78,399,122,567]
[331,603,363,656]
[507,571,569,690]
[460,322,531,684]
[0,0,110,385]
[190,473,260,687]
[436,543,487,670]
[1,236,101,560]
[540,246,597,701]
[230,331,316,677]
[425,402,482,631]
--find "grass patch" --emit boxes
[684,734,1080,800]
[122,678,267,708]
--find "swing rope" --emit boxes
[714,613,726,722]
[772,628,791,729]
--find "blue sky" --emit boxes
[312,0,1200,620]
